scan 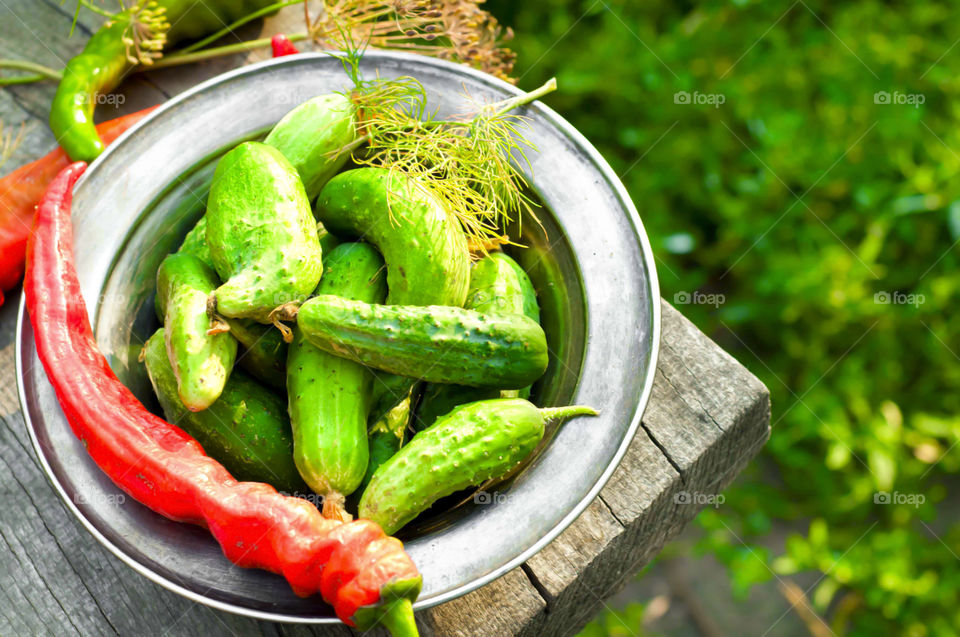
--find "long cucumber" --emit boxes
[296,296,549,389]
[287,242,387,519]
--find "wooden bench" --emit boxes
[0,3,770,634]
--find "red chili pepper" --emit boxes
[25,163,421,634]
[0,106,157,305]
[271,33,300,57]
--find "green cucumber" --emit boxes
[465,252,538,320]
[264,93,357,200]
[315,167,470,307]
[357,380,419,496]
[207,142,323,322]
[316,222,341,255]
[228,319,287,389]
[177,215,212,266]
[287,243,388,516]
[369,372,421,426]
[296,296,549,389]
[156,254,237,411]
[415,252,542,430]
[167,218,341,389]
[359,398,597,534]
[142,329,306,493]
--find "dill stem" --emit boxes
[491,77,558,117]
[148,33,309,69]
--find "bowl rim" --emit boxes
[17,50,660,623]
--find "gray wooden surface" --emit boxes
[0,3,771,635]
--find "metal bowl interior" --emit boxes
[16,52,659,622]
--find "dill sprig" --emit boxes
[120,1,170,66]
[72,1,169,65]
[308,0,517,83]
[341,68,557,251]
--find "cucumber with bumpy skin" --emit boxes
[316,167,470,307]
[156,253,237,411]
[414,252,542,430]
[296,296,549,389]
[168,218,341,389]
[142,329,306,492]
[287,243,387,517]
[359,398,597,534]
[206,142,323,322]
[264,93,357,200]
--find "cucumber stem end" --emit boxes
[539,405,598,421]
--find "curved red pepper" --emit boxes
[25,163,421,631]
[271,34,300,57]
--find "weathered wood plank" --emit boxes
[517,300,770,637]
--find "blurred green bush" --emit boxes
[488,0,960,634]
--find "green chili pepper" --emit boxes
[50,0,279,162]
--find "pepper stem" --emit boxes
[0,59,63,83]
[539,405,598,421]
[377,598,418,637]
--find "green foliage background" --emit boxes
[487,0,960,634]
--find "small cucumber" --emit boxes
[177,215,212,266]
[369,372,421,426]
[359,398,597,534]
[156,254,237,411]
[296,296,549,389]
[465,252,539,320]
[316,167,470,306]
[142,329,306,493]
[264,93,357,200]
[207,142,323,322]
[228,319,287,389]
[359,394,411,496]
[415,252,542,430]
[287,243,388,516]
[357,377,421,495]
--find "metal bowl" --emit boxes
[16,51,659,622]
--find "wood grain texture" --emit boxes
[0,2,770,634]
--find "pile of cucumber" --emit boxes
[143,92,596,533]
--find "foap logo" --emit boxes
[473,490,515,505]
[674,491,725,508]
[874,491,925,508]
[674,290,725,307]
[94,93,126,107]
[278,491,324,507]
[674,91,726,108]
[74,492,126,507]
[874,291,925,307]
[874,91,925,108]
